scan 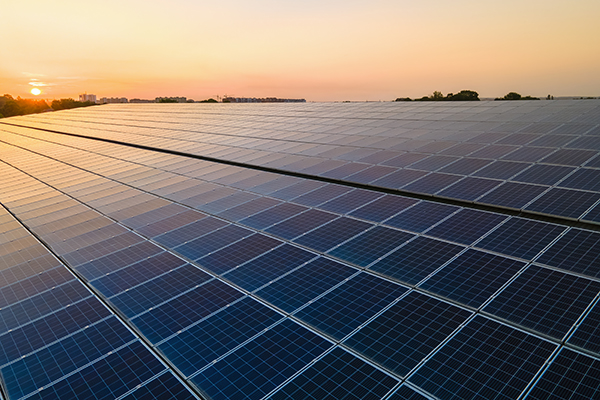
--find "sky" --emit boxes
[2,0,600,101]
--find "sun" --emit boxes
[30,88,42,96]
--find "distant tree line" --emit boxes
[495,92,539,101]
[0,94,49,118]
[395,90,480,102]
[50,98,97,110]
[0,94,98,118]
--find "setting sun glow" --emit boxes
[30,88,42,96]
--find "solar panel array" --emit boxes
[0,100,599,399]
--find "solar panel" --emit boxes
[1,100,600,399]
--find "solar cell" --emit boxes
[420,250,525,308]
[26,342,167,400]
[158,297,284,377]
[426,209,506,245]
[368,237,465,285]
[408,316,556,400]
[293,217,372,252]
[266,209,337,240]
[223,244,316,292]
[269,347,399,399]
[436,177,500,201]
[384,202,458,233]
[526,348,600,399]
[524,188,600,219]
[294,272,408,340]
[483,265,600,339]
[190,319,331,400]
[567,299,600,354]
[344,291,471,376]
[476,218,566,260]
[477,181,548,209]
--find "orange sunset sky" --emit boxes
[2,0,600,101]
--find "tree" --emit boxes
[446,90,480,101]
[394,97,412,101]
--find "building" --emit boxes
[78,93,97,103]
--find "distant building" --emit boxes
[222,97,306,103]
[99,97,128,104]
[79,93,97,103]
[155,97,187,103]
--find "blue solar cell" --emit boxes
[477,181,548,209]
[27,341,166,400]
[525,188,600,219]
[408,316,556,400]
[387,385,431,400]
[62,232,145,266]
[384,202,459,233]
[293,217,373,253]
[567,300,600,354]
[190,319,331,400]
[502,146,554,162]
[0,254,61,291]
[198,233,282,275]
[270,180,326,200]
[269,346,398,399]
[174,224,252,261]
[473,160,532,180]
[291,184,352,206]
[436,177,501,201]
[526,348,600,400]
[318,189,382,214]
[419,249,525,308]
[216,196,281,222]
[321,162,370,179]
[110,263,213,318]
[75,241,163,280]
[158,297,283,377]
[484,265,600,339]
[132,279,244,343]
[0,297,111,367]
[153,217,228,248]
[426,209,506,245]
[537,229,600,278]
[511,164,575,186]
[372,169,429,189]
[239,202,308,230]
[541,149,597,166]
[582,202,600,224]
[349,195,418,223]
[1,317,135,400]
[409,155,459,171]
[198,192,259,214]
[0,266,72,308]
[328,226,415,267]
[121,203,185,229]
[0,280,90,335]
[403,173,463,194]
[256,257,356,313]
[369,236,464,285]
[476,218,566,260]
[129,210,206,238]
[91,252,186,297]
[294,272,408,340]
[344,291,471,377]
[347,165,397,184]
[223,244,316,292]
[121,372,197,400]
[266,209,338,240]
[438,158,492,175]
[382,153,428,168]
